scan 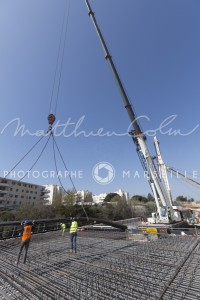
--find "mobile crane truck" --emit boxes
[85,0,189,234]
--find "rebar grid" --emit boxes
[0,231,200,300]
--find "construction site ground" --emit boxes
[0,230,200,300]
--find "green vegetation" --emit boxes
[104,193,119,202]
[0,191,196,223]
[175,195,194,202]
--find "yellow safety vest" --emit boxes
[61,223,66,231]
[70,221,78,233]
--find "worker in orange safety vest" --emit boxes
[16,219,34,265]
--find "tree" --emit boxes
[188,198,194,202]
[147,193,154,202]
[52,191,65,217]
[52,191,63,208]
[130,195,148,203]
[0,210,15,221]
[110,195,122,203]
[63,190,76,217]
[63,190,76,206]
[176,195,188,202]
[102,203,115,220]
[104,193,118,202]
[113,198,132,220]
[84,191,93,203]
[15,204,55,220]
[83,204,104,219]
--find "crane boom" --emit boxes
[167,166,200,190]
[154,136,173,206]
[85,0,176,223]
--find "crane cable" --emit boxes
[48,0,89,220]
[4,1,88,220]
[52,133,89,220]
[49,0,71,116]
[4,135,51,205]
[4,0,86,220]
[5,135,45,179]
[18,134,52,182]
[5,1,71,178]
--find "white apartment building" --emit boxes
[0,177,47,210]
[43,184,65,205]
[93,193,108,204]
[115,189,129,201]
[77,189,129,205]
[76,190,93,204]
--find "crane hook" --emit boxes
[48,114,56,132]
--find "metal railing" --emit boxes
[0,219,62,239]
[0,217,127,240]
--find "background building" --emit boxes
[93,193,108,204]
[0,177,47,210]
[0,178,130,210]
[77,189,129,205]
[76,190,93,205]
[115,189,129,201]
[43,184,65,205]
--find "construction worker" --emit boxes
[188,210,195,225]
[16,220,34,265]
[60,222,66,238]
[70,217,78,253]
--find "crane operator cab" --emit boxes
[172,206,183,222]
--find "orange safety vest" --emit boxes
[22,225,32,241]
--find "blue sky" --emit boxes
[0,0,200,200]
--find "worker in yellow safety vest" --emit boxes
[60,222,66,238]
[70,217,78,253]
[16,220,34,265]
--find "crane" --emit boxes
[153,136,173,206]
[84,0,180,224]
